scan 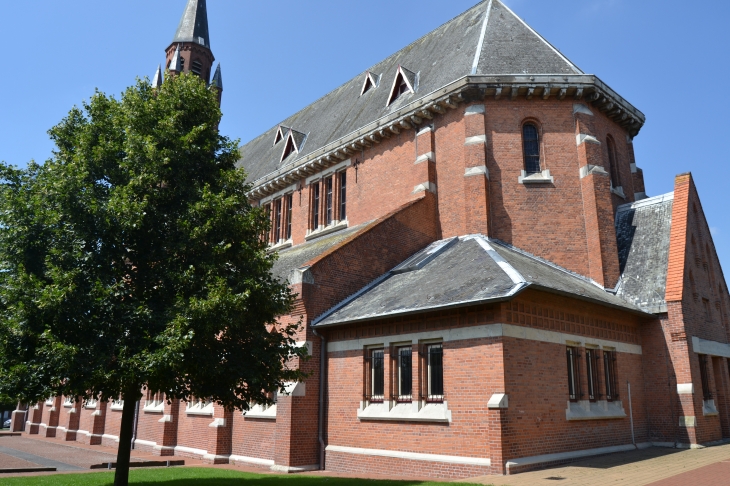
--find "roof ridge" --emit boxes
[488,238,606,290]
[616,191,675,213]
[492,0,583,75]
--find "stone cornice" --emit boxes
[248,74,645,201]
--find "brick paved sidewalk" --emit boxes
[462,443,730,485]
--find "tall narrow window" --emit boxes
[567,347,581,401]
[603,350,618,401]
[273,198,282,243]
[607,136,620,188]
[699,354,712,400]
[522,123,541,175]
[191,60,203,77]
[365,349,384,402]
[586,349,601,401]
[396,347,412,402]
[286,194,293,240]
[425,344,444,402]
[339,171,347,221]
[325,176,333,225]
[312,183,320,229]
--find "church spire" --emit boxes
[172,0,210,50]
[169,45,183,74]
[152,64,163,87]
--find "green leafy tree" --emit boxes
[0,73,305,486]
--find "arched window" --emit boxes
[607,136,620,188]
[522,123,541,174]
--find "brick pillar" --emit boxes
[10,403,26,432]
[44,397,62,438]
[206,406,232,464]
[27,402,42,434]
[412,125,437,199]
[712,357,730,438]
[156,399,179,456]
[575,105,620,288]
[65,398,81,441]
[89,401,106,445]
[463,103,490,235]
[487,338,507,475]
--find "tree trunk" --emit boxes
[114,388,139,486]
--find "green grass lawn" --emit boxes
[2,467,486,485]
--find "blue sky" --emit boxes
[1,0,728,274]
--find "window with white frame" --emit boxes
[186,397,214,415]
[84,398,98,409]
[63,396,75,407]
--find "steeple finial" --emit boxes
[152,64,163,87]
[172,0,210,50]
[210,64,223,90]
[169,45,183,73]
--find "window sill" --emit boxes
[565,400,626,421]
[186,403,214,416]
[268,239,292,252]
[305,220,348,241]
[518,170,554,184]
[357,400,452,423]
[143,401,165,414]
[703,399,719,416]
[244,403,277,420]
[110,401,124,411]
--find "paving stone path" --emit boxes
[463,443,730,485]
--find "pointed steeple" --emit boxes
[169,45,183,73]
[152,65,163,87]
[210,64,223,90]
[172,0,210,50]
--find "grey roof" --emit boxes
[314,235,645,327]
[238,0,583,184]
[615,193,675,314]
[172,0,210,49]
[271,223,370,283]
[211,64,222,89]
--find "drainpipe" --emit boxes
[311,327,327,470]
[131,400,140,449]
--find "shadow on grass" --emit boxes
[2,467,484,486]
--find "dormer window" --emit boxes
[274,126,289,145]
[387,66,417,106]
[280,128,307,163]
[191,60,203,77]
[360,72,380,96]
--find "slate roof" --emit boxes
[172,0,211,49]
[271,223,370,283]
[615,193,675,314]
[314,235,646,327]
[238,0,583,184]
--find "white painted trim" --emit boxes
[464,166,489,178]
[577,133,601,146]
[229,454,275,467]
[464,104,486,116]
[471,0,492,74]
[505,444,636,471]
[692,336,730,358]
[519,169,554,184]
[677,383,694,395]
[580,164,608,179]
[305,159,351,186]
[327,322,642,355]
[415,152,435,164]
[102,434,120,442]
[270,464,320,473]
[630,163,638,173]
[498,1,583,75]
[471,237,526,285]
[464,135,487,146]
[487,393,508,409]
[174,445,208,457]
[326,444,490,467]
[259,183,297,206]
[412,182,437,194]
[133,439,158,448]
[304,220,349,241]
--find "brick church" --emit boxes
[17,0,730,478]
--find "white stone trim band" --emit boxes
[327,323,642,355]
[229,455,275,467]
[464,166,489,178]
[326,444,490,467]
[506,444,636,472]
[691,336,730,358]
[464,135,487,146]
[415,152,435,164]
